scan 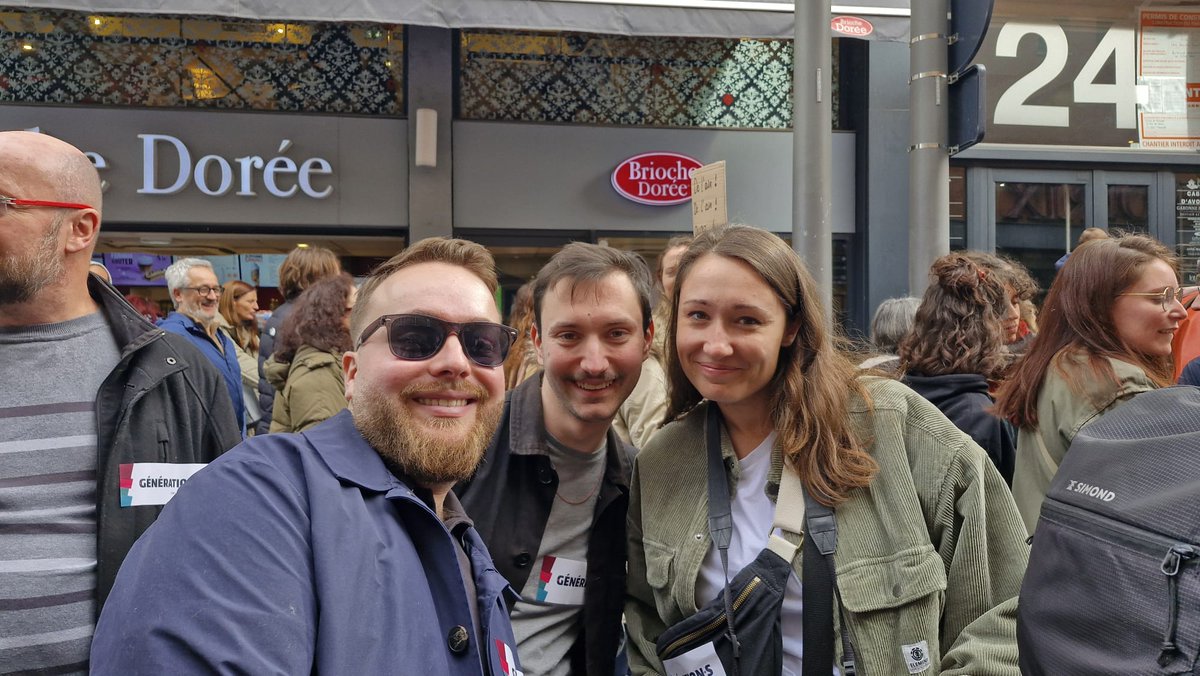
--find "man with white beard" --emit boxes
[159,257,246,432]
[91,238,526,676]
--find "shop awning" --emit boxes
[11,0,911,40]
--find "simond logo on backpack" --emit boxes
[1065,480,1116,502]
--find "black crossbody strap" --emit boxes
[802,490,857,676]
[704,405,741,675]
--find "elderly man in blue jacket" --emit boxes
[92,238,525,676]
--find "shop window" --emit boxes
[949,166,967,250]
[0,9,404,116]
[458,29,841,129]
[995,181,1087,299]
[1177,173,1200,285]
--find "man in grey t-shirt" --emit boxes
[0,131,239,674]
[458,243,655,675]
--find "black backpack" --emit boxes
[1017,386,1200,675]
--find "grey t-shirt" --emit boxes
[509,434,607,676]
[0,312,121,675]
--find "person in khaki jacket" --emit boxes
[995,234,1182,534]
[625,226,1028,675]
[264,273,356,433]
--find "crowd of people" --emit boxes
[4,130,1198,675]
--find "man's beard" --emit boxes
[351,378,502,486]
[0,215,64,306]
[180,301,216,328]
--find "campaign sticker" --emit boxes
[663,641,727,676]
[534,555,588,605]
[119,463,206,507]
[494,639,524,676]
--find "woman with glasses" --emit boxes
[218,280,264,433]
[995,233,1189,534]
[263,274,356,433]
[900,253,1017,484]
[625,225,1028,675]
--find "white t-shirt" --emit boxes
[695,431,806,676]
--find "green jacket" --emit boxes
[263,345,347,434]
[1010,353,1155,533]
[626,377,1028,675]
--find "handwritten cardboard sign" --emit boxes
[690,161,728,234]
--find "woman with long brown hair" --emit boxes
[263,273,356,433]
[900,253,1016,483]
[994,234,1189,533]
[218,280,263,430]
[625,225,1027,675]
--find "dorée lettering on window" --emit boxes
[138,133,334,199]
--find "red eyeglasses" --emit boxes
[0,195,96,216]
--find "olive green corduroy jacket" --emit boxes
[625,377,1029,676]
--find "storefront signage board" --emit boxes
[0,104,407,227]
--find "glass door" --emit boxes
[988,169,1092,296]
[1093,171,1159,239]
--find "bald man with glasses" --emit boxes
[0,131,239,675]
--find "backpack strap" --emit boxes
[777,464,857,676]
[705,405,742,675]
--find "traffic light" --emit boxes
[947,0,994,155]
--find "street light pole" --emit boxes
[794,0,833,323]
[908,0,950,295]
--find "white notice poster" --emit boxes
[1139,8,1200,149]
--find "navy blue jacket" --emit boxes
[91,410,523,675]
[158,311,245,432]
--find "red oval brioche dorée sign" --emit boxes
[611,152,703,206]
[831,15,874,38]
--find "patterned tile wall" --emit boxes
[459,30,840,129]
[0,9,404,116]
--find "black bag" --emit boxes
[654,405,855,676]
[1018,386,1200,675]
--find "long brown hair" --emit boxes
[899,253,1010,380]
[219,280,260,355]
[276,273,355,364]
[663,225,877,506]
[994,234,1177,428]
[504,280,536,390]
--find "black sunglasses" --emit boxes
[356,313,518,367]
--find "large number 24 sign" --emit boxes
[992,22,1136,130]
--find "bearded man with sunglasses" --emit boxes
[92,238,526,676]
[458,243,654,676]
[0,131,240,675]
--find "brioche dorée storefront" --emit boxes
[0,103,861,319]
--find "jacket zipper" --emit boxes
[662,576,762,656]
[1159,544,1199,667]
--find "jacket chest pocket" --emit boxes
[836,545,947,676]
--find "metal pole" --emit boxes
[908,0,950,294]
[794,0,833,323]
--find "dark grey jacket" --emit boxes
[90,276,241,611]
[255,299,296,435]
[457,373,632,676]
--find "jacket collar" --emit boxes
[301,409,410,495]
[88,274,162,353]
[504,371,633,489]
